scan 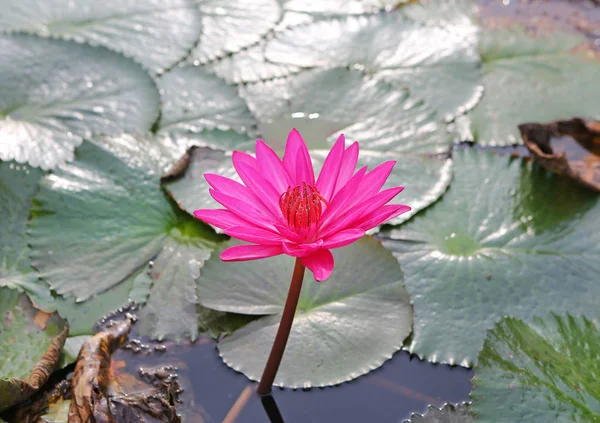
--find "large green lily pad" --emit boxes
[240,67,449,154]
[156,65,258,146]
[0,161,53,310]
[0,0,203,73]
[28,134,230,341]
[0,288,68,412]
[164,146,452,232]
[471,27,600,146]
[197,236,412,388]
[381,148,600,366]
[471,315,600,422]
[405,404,473,423]
[0,34,159,170]
[189,0,281,63]
[264,9,481,121]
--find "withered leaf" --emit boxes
[520,118,600,192]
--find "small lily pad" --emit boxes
[405,403,473,423]
[0,0,203,73]
[0,288,69,412]
[28,134,233,341]
[471,315,600,422]
[0,34,160,170]
[198,236,412,388]
[471,26,600,146]
[380,148,600,366]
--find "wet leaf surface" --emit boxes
[0,0,203,73]
[198,237,412,388]
[519,118,600,192]
[0,289,68,413]
[471,314,600,422]
[380,148,600,366]
[0,34,159,170]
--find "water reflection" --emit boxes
[151,338,473,422]
[261,394,285,423]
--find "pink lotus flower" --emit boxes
[193,129,410,282]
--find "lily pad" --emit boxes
[156,65,258,141]
[471,315,600,422]
[405,404,473,423]
[471,26,600,146]
[190,0,281,63]
[197,236,412,388]
[28,134,231,341]
[0,0,203,73]
[0,34,160,170]
[264,9,481,121]
[164,146,452,232]
[241,67,449,154]
[0,288,69,412]
[0,161,53,310]
[380,148,600,366]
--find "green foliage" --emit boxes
[382,149,600,366]
[472,315,600,422]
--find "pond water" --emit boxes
[114,335,473,423]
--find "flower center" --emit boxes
[279,182,328,231]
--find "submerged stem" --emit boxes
[256,258,306,396]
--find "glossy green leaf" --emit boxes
[381,148,600,366]
[198,236,412,388]
[0,34,160,170]
[164,146,452,232]
[471,315,600,422]
[241,67,449,154]
[0,161,53,310]
[28,134,229,341]
[190,0,281,63]
[265,9,481,121]
[405,404,473,423]
[156,65,258,143]
[471,27,600,146]
[0,288,68,412]
[0,0,202,73]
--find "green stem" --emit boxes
[256,258,306,396]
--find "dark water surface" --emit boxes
[115,336,472,423]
